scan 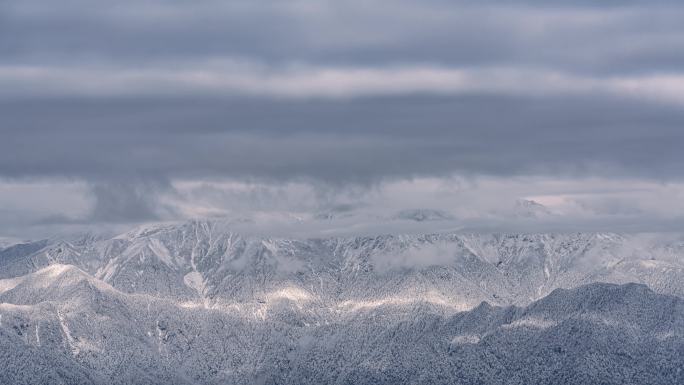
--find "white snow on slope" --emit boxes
[1,220,683,385]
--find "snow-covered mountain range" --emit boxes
[1,220,683,384]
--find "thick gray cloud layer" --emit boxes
[3,0,684,73]
[2,95,683,182]
[2,0,684,228]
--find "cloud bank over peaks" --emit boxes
[3,176,684,238]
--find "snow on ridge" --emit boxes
[1,277,681,385]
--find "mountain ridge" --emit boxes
[2,221,684,308]
[1,221,683,383]
[1,265,682,384]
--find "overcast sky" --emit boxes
[2,0,684,238]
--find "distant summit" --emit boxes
[394,209,455,222]
[514,199,554,218]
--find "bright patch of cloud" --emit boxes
[2,64,684,105]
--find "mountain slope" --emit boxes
[0,266,682,385]
[3,222,684,309]
[1,221,683,384]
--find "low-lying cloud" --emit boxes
[2,176,684,238]
[371,243,461,272]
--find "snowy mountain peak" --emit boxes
[1,220,683,384]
